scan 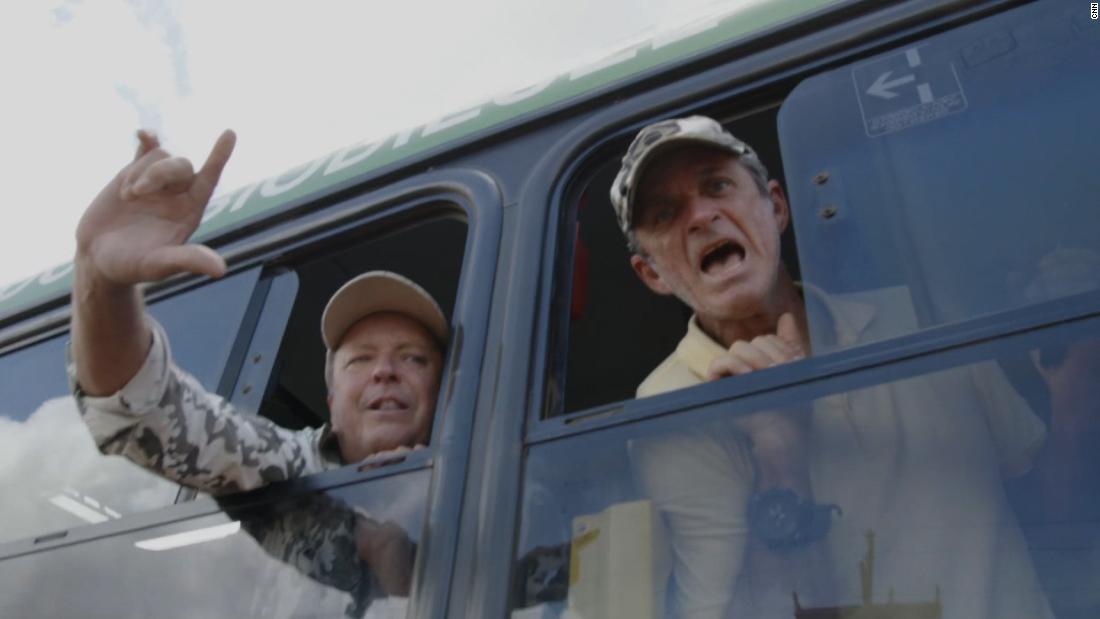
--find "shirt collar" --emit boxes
[318,424,346,466]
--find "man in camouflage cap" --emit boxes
[613,116,1052,619]
[612,114,817,521]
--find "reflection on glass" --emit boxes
[0,270,260,547]
[515,328,1100,619]
[0,469,429,619]
[782,0,1100,341]
[0,395,178,545]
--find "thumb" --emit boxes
[142,244,227,281]
[776,312,806,354]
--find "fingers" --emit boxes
[134,129,160,160]
[706,331,804,381]
[121,129,235,203]
[749,335,798,364]
[127,157,196,198]
[357,443,416,471]
[776,312,806,352]
[190,129,236,204]
[142,244,227,281]
[707,353,754,380]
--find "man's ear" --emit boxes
[768,180,791,233]
[631,253,673,296]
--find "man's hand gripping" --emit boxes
[706,313,810,493]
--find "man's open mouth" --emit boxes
[699,240,746,274]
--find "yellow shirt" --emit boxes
[629,287,1049,619]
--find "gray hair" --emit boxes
[625,154,770,257]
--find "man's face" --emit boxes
[630,145,790,323]
[327,312,443,463]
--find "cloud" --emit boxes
[0,0,767,291]
[0,396,179,545]
[115,83,164,134]
[125,0,190,96]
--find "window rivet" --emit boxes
[242,385,252,395]
[252,354,262,364]
[820,206,838,220]
[813,171,830,185]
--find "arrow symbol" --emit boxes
[867,71,916,99]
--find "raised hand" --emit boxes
[76,129,236,287]
[706,312,807,380]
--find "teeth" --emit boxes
[369,399,406,411]
[701,243,744,274]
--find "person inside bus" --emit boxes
[67,130,445,612]
[1009,247,1100,618]
[1021,247,1100,523]
[612,116,1051,618]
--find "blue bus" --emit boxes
[0,0,1097,616]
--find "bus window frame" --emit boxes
[524,0,1097,433]
[0,168,503,619]
[456,1,1084,615]
[506,304,1100,615]
[0,266,265,548]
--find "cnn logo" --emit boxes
[1093,2,1099,20]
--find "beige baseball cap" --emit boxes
[321,270,448,351]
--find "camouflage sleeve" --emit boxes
[68,319,331,493]
[241,493,377,618]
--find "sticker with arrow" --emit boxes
[851,46,968,137]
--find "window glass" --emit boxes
[513,318,1100,619]
[251,216,466,432]
[553,1,1099,418]
[0,469,429,619]
[550,107,790,415]
[779,1,1100,354]
[0,269,260,545]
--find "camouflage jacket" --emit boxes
[69,319,382,617]
[70,320,343,492]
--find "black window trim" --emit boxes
[532,291,1100,444]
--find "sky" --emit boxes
[0,0,763,291]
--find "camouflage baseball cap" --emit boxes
[609,115,762,234]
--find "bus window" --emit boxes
[548,104,793,416]
[0,201,476,617]
[524,2,1100,617]
[778,0,1100,355]
[0,268,260,546]
[207,212,468,619]
[243,215,466,435]
[0,467,430,618]
[548,1,1099,418]
[514,314,1100,619]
